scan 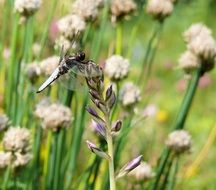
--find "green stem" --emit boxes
[54,130,64,190]
[115,23,122,55]
[151,67,202,190]
[46,132,58,189]
[6,13,19,117]
[65,93,88,189]
[3,166,11,190]
[137,22,161,84]
[38,0,58,59]
[167,157,179,190]
[105,115,116,190]
[91,0,110,60]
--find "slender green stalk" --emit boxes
[90,0,110,60]
[46,132,58,190]
[2,166,11,190]
[160,155,174,190]
[115,23,122,55]
[6,13,19,117]
[151,67,202,190]
[105,115,116,190]
[65,93,88,189]
[54,130,65,190]
[167,157,179,190]
[137,22,162,84]
[38,0,58,59]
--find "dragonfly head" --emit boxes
[76,51,85,62]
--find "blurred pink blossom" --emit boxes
[198,74,212,89]
[49,20,59,42]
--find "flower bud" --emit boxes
[91,120,107,139]
[86,140,110,160]
[111,120,122,132]
[116,155,143,179]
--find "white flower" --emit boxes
[57,14,86,40]
[26,62,41,83]
[120,82,141,107]
[183,23,212,44]
[182,23,216,72]
[72,0,100,21]
[146,0,173,20]
[13,152,32,167]
[35,103,72,131]
[178,51,200,73]
[128,162,155,182]
[111,0,137,22]
[3,127,31,153]
[105,55,130,81]
[14,0,41,16]
[0,114,10,131]
[32,43,41,57]
[187,33,216,62]
[55,36,78,52]
[165,130,192,154]
[0,152,12,169]
[40,56,59,76]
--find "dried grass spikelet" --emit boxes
[178,51,200,74]
[3,127,31,153]
[39,56,59,76]
[120,82,141,108]
[128,162,155,182]
[165,130,192,155]
[57,14,86,40]
[35,103,72,132]
[26,62,41,83]
[14,0,41,16]
[104,55,130,81]
[146,0,173,21]
[0,152,12,169]
[111,0,137,22]
[72,0,102,21]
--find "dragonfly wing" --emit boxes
[37,67,60,93]
[70,61,102,78]
[58,70,86,91]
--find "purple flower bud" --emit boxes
[116,155,143,179]
[106,85,113,101]
[107,93,116,110]
[86,140,110,160]
[86,106,99,118]
[111,120,122,132]
[92,120,107,139]
[124,155,143,172]
[89,89,101,100]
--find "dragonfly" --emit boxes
[37,48,102,93]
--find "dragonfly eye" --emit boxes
[77,52,85,61]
